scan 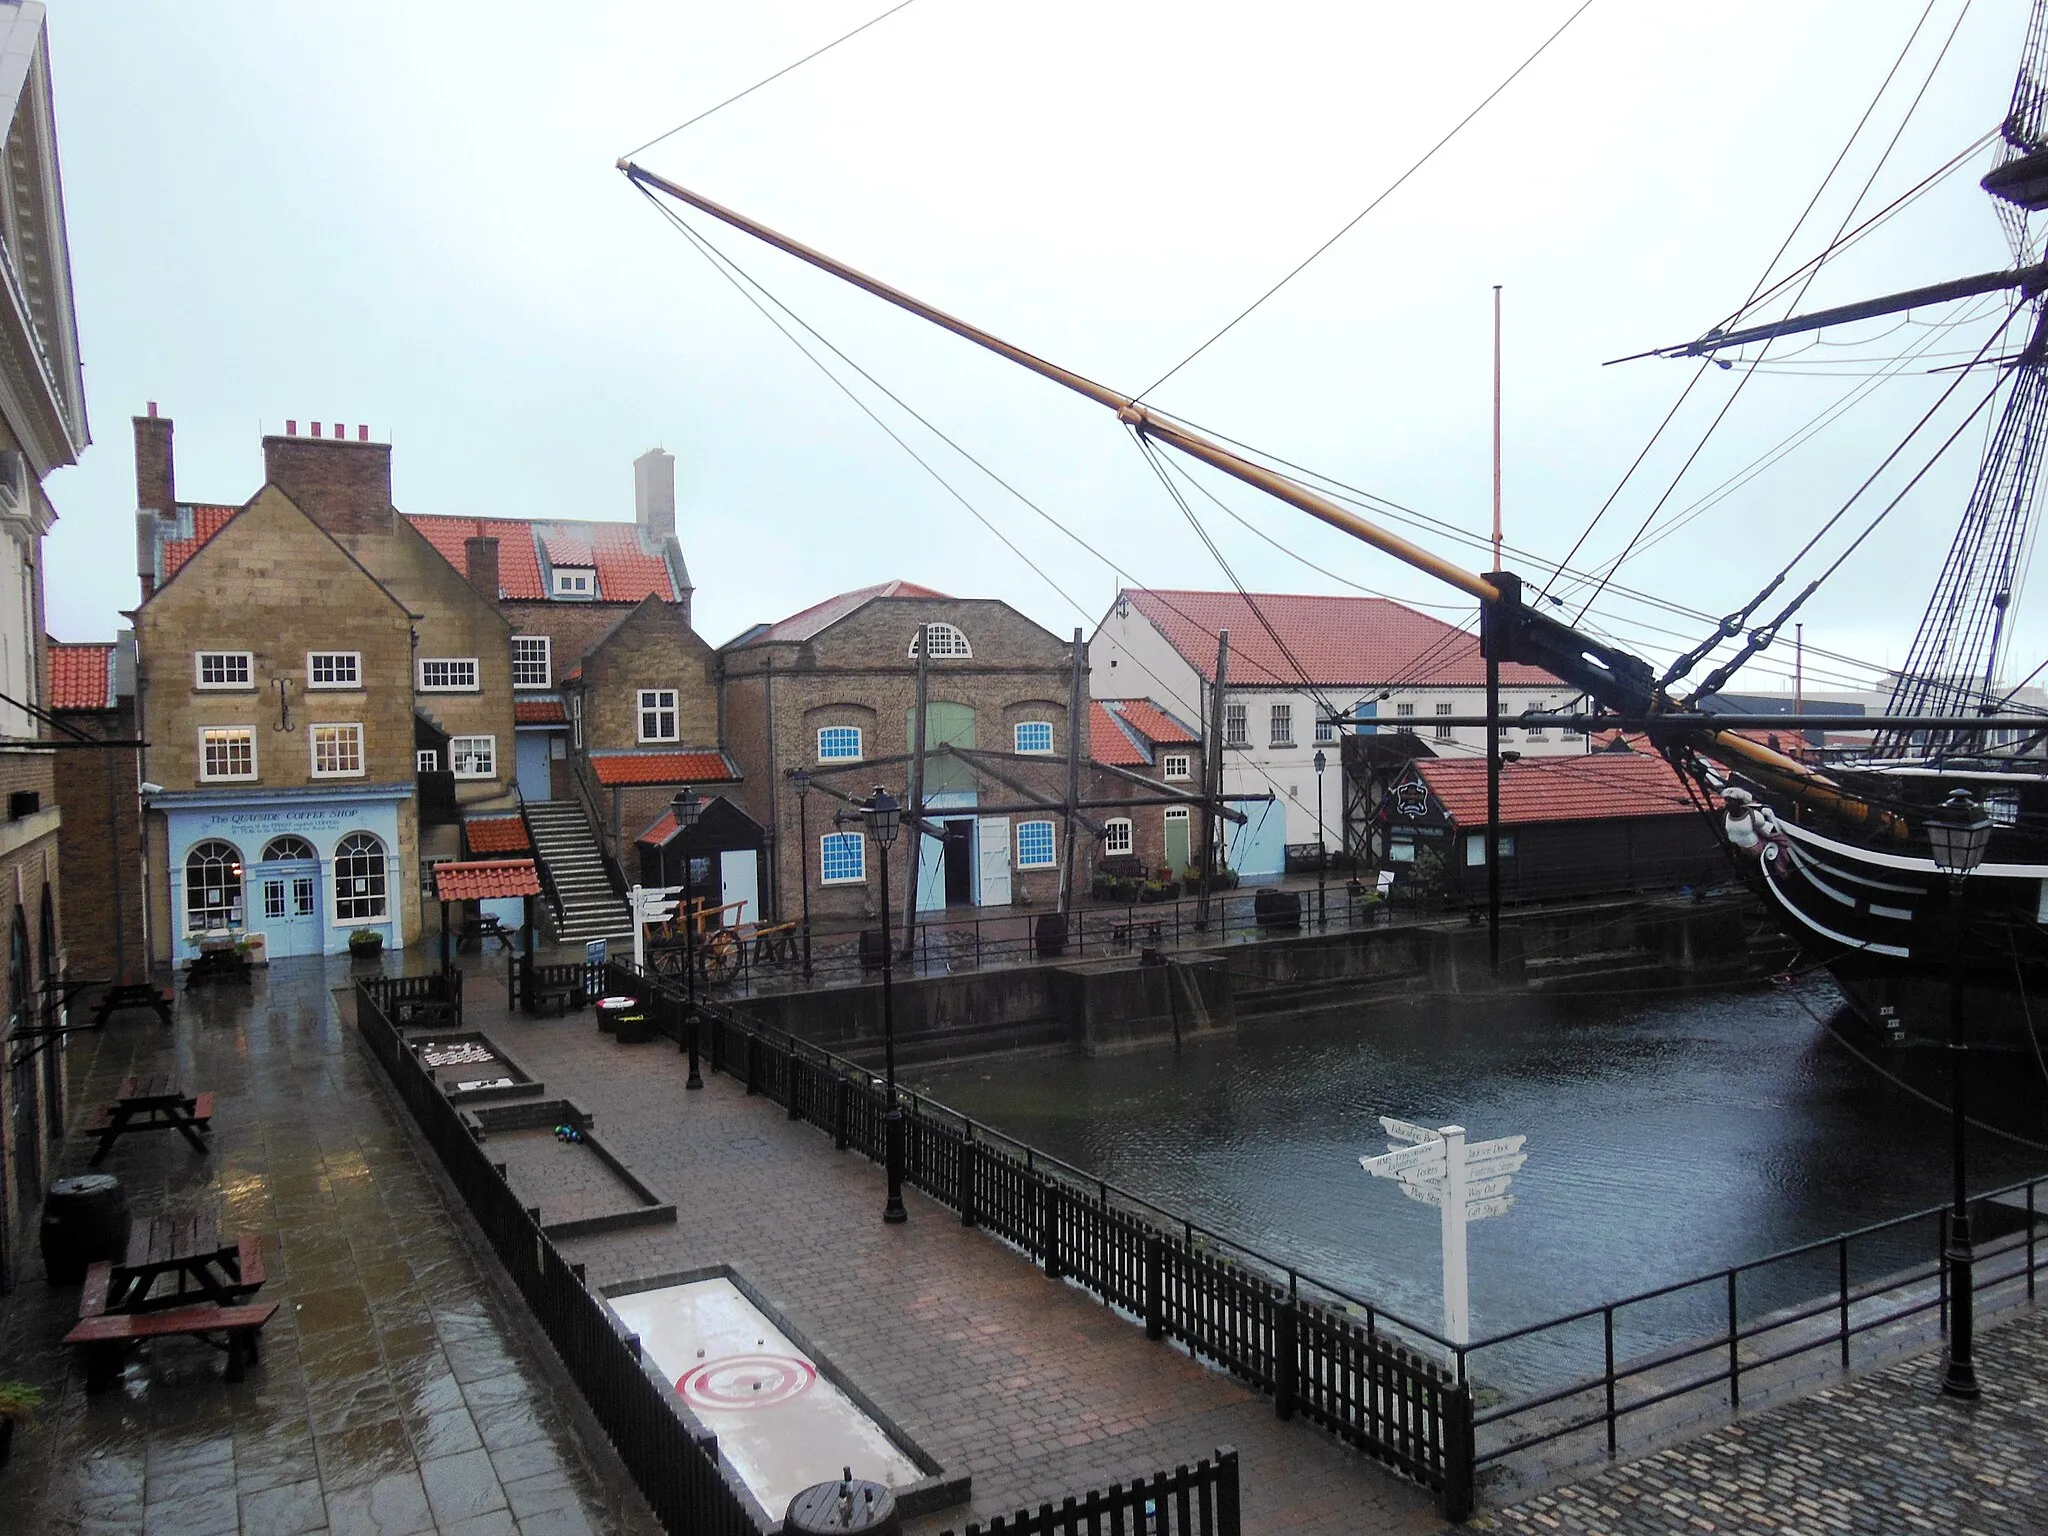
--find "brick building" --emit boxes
[1090,589,1579,880]
[49,637,145,981]
[1084,698,1208,886]
[721,583,1082,927]
[0,2,89,1287]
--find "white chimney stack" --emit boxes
[634,447,675,541]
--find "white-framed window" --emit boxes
[1315,715,1335,744]
[1270,704,1293,746]
[1388,837,1417,863]
[1103,818,1133,856]
[450,735,496,778]
[1224,702,1248,745]
[416,749,439,773]
[200,727,256,781]
[1465,831,1517,865]
[1524,723,1547,741]
[1562,721,1583,739]
[1014,721,1054,755]
[511,635,551,689]
[908,623,971,659]
[818,725,862,761]
[310,723,365,778]
[418,657,479,692]
[1435,702,1453,741]
[334,831,389,921]
[306,651,361,689]
[820,832,866,884]
[261,835,315,862]
[1396,702,1415,721]
[1162,753,1192,782]
[1016,819,1056,869]
[195,651,252,690]
[568,694,583,750]
[553,568,594,597]
[638,689,680,743]
[184,840,244,930]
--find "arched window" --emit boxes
[334,832,388,922]
[907,623,971,659]
[262,835,316,862]
[185,840,244,931]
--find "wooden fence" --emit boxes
[588,959,1474,1520]
[941,1448,1240,1536]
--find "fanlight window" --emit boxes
[908,623,971,659]
[185,840,244,931]
[262,836,316,862]
[334,832,388,922]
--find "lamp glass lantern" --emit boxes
[790,766,810,797]
[863,785,901,848]
[671,786,703,833]
[1926,789,1992,879]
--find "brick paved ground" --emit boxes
[467,996,1448,1536]
[1472,1303,2048,1535]
[0,956,659,1536]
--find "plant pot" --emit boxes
[349,936,384,961]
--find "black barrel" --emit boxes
[1034,911,1069,958]
[1253,887,1302,931]
[785,1474,899,1535]
[40,1174,131,1284]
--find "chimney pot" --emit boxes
[331,422,342,439]
[358,424,368,442]
[311,421,321,438]
[286,419,297,435]
[146,401,157,418]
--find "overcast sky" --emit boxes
[37,1,2037,699]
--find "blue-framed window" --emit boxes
[1016,820,1056,869]
[820,832,866,884]
[1014,721,1054,755]
[818,726,862,762]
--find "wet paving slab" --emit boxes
[0,956,659,1536]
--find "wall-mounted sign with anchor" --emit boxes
[1360,1115,1528,1345]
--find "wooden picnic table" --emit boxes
[86,1073,213,1166]
[92,980,175,1027]
[186,944,251,989]
[102,1210,265,1312]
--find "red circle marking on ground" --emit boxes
[679,1354,817,1411]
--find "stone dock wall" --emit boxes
[730,892,1790,1067]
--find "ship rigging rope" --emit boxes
[1568,0,1976,630]
[620,0,924,160]
[1542,0,1954,612]
[1133,0,1597,402]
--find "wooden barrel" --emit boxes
[40,1173,131,1284]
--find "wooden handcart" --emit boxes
[645,898,801,986]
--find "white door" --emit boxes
[719,851,760,926]
[976,817,1012,907]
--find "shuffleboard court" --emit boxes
[608,1277,922,1514]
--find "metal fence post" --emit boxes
[1440,1380,1475,1523]
[787,1052,803,1120]
[1838,1238,1851,1369]
[834,1077,850,1151]
[745,1032,760,1095]
[1043,1180,1063,1280]
[2030,1180,2038,1302]
[1603,1305,1616,1456]
[1274,1301,1298,1421]
[960,1130,978,1228]
[1726,1271,1740,1409]
[1143,1234,1166,1340]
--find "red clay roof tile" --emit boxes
[738,580,952,645]
[160,505,239,581]
[1090,702,1148,767]
[1414,750,1696,828]
[514,698,567,724]
[49,641,115,710]
[463,816,530,854]
[1124,589,1557,689]
[589,751,738,787]
[432,859,542,901]
[1110,698,1200,746]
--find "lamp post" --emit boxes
[671,787,704,1090]
[1926,786,1991,1400]
[1314,748,1328,933]
[792,767,813,980]
[862,784,907,1224]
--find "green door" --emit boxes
[1164,807,1191,874]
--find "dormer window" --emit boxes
[553,568,595,598]
[908,623,971,659]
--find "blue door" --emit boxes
[252,860,322,958]
[516,732,553,802]
[1228,797,1287,880]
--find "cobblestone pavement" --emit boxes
[466,992,1447,1536]
[1474,1302,2048,1535]
[0,957,659,1536]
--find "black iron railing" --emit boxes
[596,961,1473,1519]
[355,979,757,1535]
[939,1448,1240,1536]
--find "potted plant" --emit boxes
[347,928,384,960]
[0,1381,40,1470]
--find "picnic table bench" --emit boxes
[186,944,251,989]
[64,1211,274,1389]
[1111,918,1165,951]
[85,1074,213,1166]
[91,980,175,1027]
[458,914,516,955]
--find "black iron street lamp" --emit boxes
[1927,785,1992,1400]
[1314,748,1328,933]
[792,766,813,980]
[862,784,907,1224]
[671,786,705,1090]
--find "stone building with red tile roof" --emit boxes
[1084,699,1210,887]
[1090,587,1584,879]
[48,637,147,983]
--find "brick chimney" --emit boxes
[262,423,393,539]
[634,447,675,541]
[464,536,501,604]
[134,404,174,598]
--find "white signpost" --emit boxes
[626,884,685,970]
[1359,1116,1528,1345]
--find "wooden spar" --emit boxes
[620,162,1897,829]
[620,160,1499,606]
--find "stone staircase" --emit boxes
[522,800,633,946]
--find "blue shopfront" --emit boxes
[158,785,409,961]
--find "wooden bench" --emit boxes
[528,980,582,1016]
[86,1079,214,1165]
[92,982,176,1027]
[66,1288,279,1389]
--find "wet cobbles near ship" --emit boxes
[0,955,659,1536]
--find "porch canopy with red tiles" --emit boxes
[433,859,543,902]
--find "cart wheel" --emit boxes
[651,946,685,979]
[700,930,742,986]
